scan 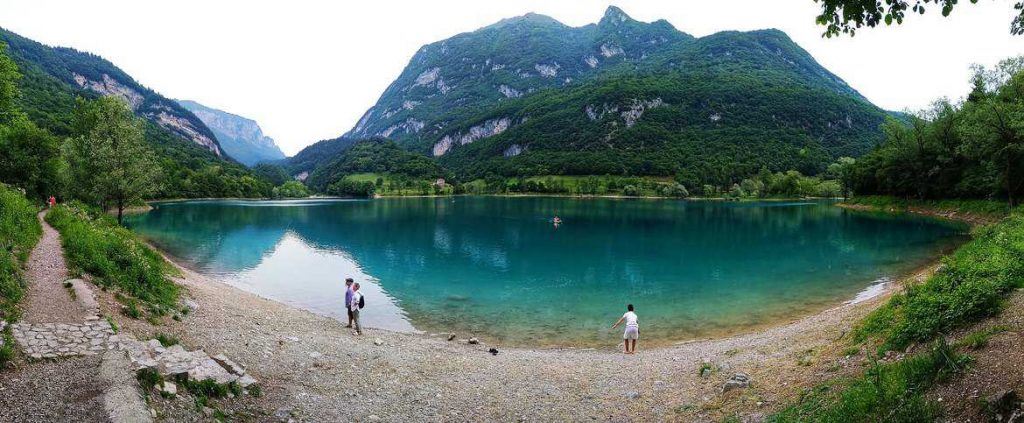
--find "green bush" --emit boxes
[855,208,1024,352]
[0,184,41,320]
[769,340,969,423]
[45,203,179,313]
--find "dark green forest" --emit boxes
[850,57,1024,206]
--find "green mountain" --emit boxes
[0,28,227,158]
[332,6,889,186]
[0,28,275,199]
[177,100,286,166]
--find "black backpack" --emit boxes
[359,294,365,309]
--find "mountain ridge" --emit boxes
[177,100,286,166]
[296,6,889,188]
[0,27,227,158]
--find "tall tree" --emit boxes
[814,0,1024,37]
[65,97,161,224]
[0,42,19,126]
[0,118,62,200]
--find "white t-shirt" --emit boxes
[350,291,363,312]
[623,311,638,328]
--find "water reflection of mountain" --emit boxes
[128,198,967,345]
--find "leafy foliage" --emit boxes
[854,207,1024,352]
[0,184,41,320]
[851,57,1024,206]
[46,203,179,315]
[308,139,444,192]
[813,0,1024,37]
[64,97,161,223]
[769,339,968,422]
[272,180,310,198]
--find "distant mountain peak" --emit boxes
[177,100,285,166]
[600,5,633,25]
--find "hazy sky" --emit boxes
[1,0,1021,155]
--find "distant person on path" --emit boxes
[350,282,364,335]
[47,195,56,208]
[611,304,639,354]
[343,278,355,328]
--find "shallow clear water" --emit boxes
[126,197,967,346]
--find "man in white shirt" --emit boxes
[350,283,364,335]
[611,304,639,354]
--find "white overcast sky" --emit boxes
[1,0,1021,155]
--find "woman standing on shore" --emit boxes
[611,304,639,354]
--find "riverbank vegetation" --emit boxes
[850,57,1024,206]
[856,208,1024,352]
[0,184,41,320]
[766,203,1023,420]
[45,203,179,319]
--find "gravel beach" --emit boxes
[116,256,933,422]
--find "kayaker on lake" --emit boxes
[611,304,639,354]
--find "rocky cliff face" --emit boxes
[292,6,893,183]
[177,100,285,166]
[0,28,225,158]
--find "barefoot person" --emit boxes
[343,278,355,328]
[611,304,639,354]
[350,282,364,335]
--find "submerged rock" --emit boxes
[468,337,479,345]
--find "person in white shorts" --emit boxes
[611,304,639,354]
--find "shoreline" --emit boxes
[129,198,964,351]
[145,235,940,352]
[121,248,942,420]
[105,201,979,420]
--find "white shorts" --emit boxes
[623,326,639,340]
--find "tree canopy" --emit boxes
[65,97,161,223]
[815,0,1024,37]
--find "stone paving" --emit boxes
[11,319,115,359]
[114,335,258,388]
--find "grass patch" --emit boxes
[0,184,42,321]
[154,332,179,347]
[136,367,163,393]
[954,325,1011,350]
[45,203,179,317]
[844,196,1009,222]
[768,339,970,423]
[854,208,1024,353]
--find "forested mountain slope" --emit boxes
[337,6,890,186]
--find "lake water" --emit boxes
[126,197,967,347]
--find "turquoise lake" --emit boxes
[125,197,967,346]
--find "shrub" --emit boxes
[155,332,179,347]
[769,339,969,422]
[45,203,179,314]
[0,184,41,320]
[854,208,1024,352]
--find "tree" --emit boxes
[65,97,161,224]
[0,42,20,126]
[814,0,1024,37]
[0,118,62,200]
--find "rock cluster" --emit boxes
[11,320,114,359]
[722,373,751,392]
[112,335,256,388]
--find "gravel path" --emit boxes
[21,211,86,323]
[0,355,109,422]
[0,211,112,423]
[119,259,938,421]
